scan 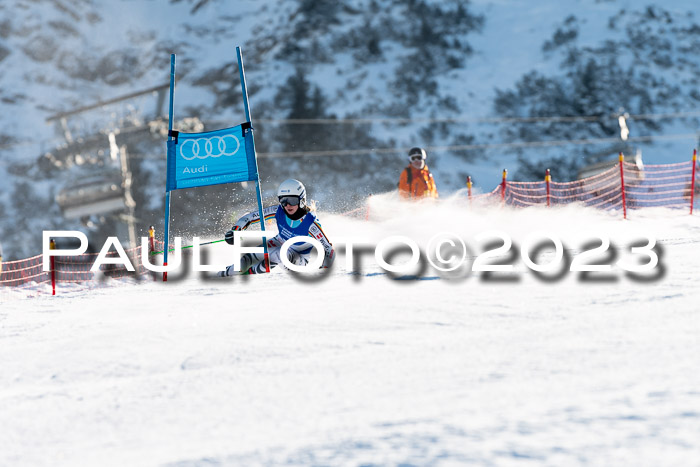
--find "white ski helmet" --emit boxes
[277,178,307,209]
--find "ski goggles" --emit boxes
[410,155,425,161]
[279,196,301,207]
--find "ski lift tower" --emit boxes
[44,84,170,249]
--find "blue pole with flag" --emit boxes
[237,46,269,272]
[161,48,269,278]
[163,53,176,281]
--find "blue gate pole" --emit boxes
[237,47,270,272]
[163,53,176,281]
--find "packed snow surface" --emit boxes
[2,198,700,466]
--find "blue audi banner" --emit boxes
[165,123,257,192]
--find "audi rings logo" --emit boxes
[179,135,241,160]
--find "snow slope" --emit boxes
[2,201,699,465]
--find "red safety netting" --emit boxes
[623,161,694,209]
[504,165,624,210]
[4,157,698,298]
[476,160,697,213]
[340,158,697,219]
[0,240,164,300]
[471,186,501,204]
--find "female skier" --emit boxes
[218,179,334,276]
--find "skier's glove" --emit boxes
[225,226,243,244]
[224,229,236,245]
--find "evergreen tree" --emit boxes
[494,7,699,181]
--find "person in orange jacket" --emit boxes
[398,147,439,199]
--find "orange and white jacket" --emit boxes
[398,164,439,199]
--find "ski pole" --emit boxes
[150,239,226,256]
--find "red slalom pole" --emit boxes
[619,153,627,220]
[691,149,697,215]
[501,169,507,205]
[50,238,56,296]
[545,168,551,207]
